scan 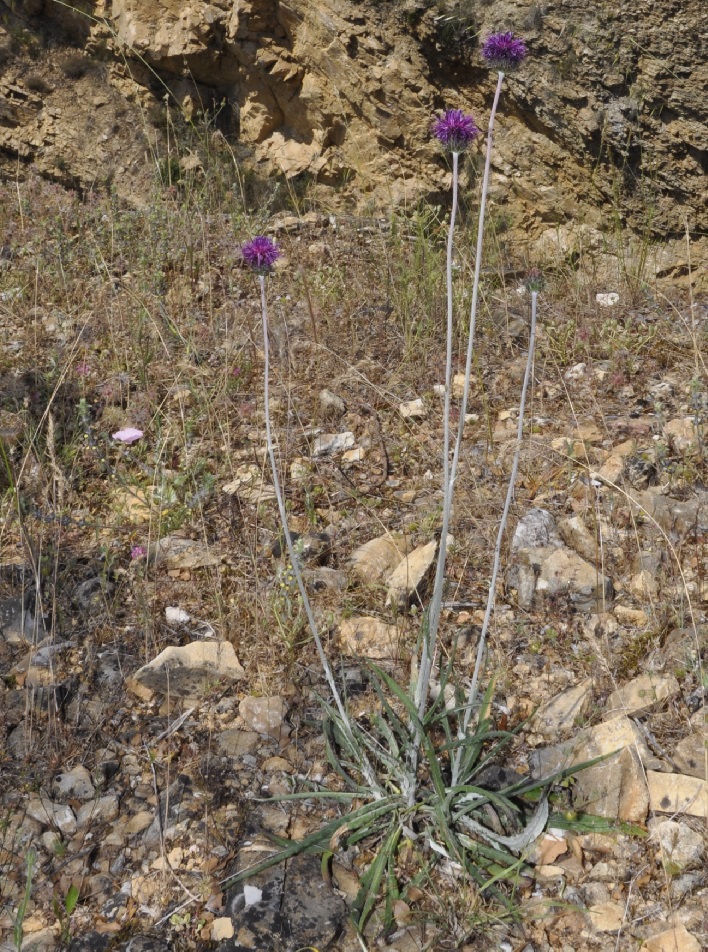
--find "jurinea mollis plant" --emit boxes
[229,39,597,937]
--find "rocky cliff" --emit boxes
[1,0,706,278]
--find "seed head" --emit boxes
[481,32,528,71]
[241,236,281,274]
[432,109,479,154]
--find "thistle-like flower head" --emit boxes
[481,32,528,71]
[432,109,479,154]
[525,268,545,292]
[241,236,281,274]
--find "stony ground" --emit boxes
[0,175,706,951]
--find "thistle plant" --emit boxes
[230,50,596,938]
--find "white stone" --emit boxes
[27,798,76,835]
[165,606,190,624]
[312,431,356,457]
[596,293,620,307]
[399,398,426,419]
[76,795,120,829]
[52,765,95,801]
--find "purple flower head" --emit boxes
[481,32,528,71]
[131,545,147,560]
[432,109,479,154]
[525,268,545,292]
[241,236,281,274]
[112,427,144,444]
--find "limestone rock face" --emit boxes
[0,0,704,275]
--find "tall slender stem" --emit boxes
[452,289,538,786]
[259,275,380,794]
[449,71,504,493]
[415,150,459,721]
[418,72,505,721]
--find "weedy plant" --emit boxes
[226,36,601,939]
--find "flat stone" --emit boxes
[218,729,260,757]
[557,516,597,561]
[595,454,624,484]
[385,539,437,610]
[573,745,649,822]
[148,534,223,569]
[399,398,426,419]
[673,733,707,779]
[586,900,625,932]
[648,818,705,870]
[604,673,679,719]
[510,544,612,612]
[647,771,708,817]
[76,795,120,829]
[125,810,154,835]
[133,642,245,697]
[239,696,288,738]
[312,431,355,457]
[335,616,400,659]
[664,417,699,455]
[643,926,701,952]
[211,918,235,941]
[27,797,77,835]
[350,534,408,584]
[52,765,95,801]
[531,679,592,740]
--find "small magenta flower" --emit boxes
[112,427,144,444]
[131,545,147,560]
[432,109,479,154]
[241,236,281,274]
[481,32,528,71]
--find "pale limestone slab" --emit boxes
[385,539,437,610]
[335,616,400,659]
[643,925,701,952]
[604,673,679,719]
[646,771,708,818]
[350,534,408,585]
